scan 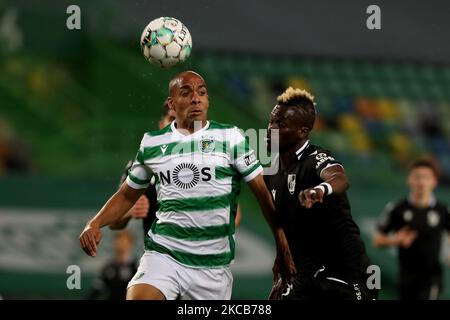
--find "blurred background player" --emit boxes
[87,230,137,300]
[265,87,376,300]
[373,159,450,300]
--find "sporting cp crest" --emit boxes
[287,174,296,195]
[199,137,215,153]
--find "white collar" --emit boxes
[407,194,436,208]
[295,140,310,160]
[170,120,210,138]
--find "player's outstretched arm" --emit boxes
[372,232,398,248]
[373,231,409,248]
[108,194,150,230]
[247,174,296,283]
[79,182,145,257]
[299,165,349,209]
[108,214,132,230]
[319,164,350,194]
[373,227,417,249]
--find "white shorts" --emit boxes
[127,251,233,300]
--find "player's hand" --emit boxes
[272,240,296,286]
[395,226,417,248]
[268,278,286,300]
[79,222,102,257]
[129,195,149,218]
[298,187,324,209]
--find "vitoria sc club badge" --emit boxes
[287,174,296,195]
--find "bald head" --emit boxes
[168,71,205,97]
[166,70,209,130]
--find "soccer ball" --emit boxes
[140,17,192,68]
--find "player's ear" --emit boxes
[299,126,310,139]
[167,97,175,111]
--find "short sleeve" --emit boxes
[377,201,398,234]
[125,138,153,189]
[230,128,263,182]
[312,150,343,177]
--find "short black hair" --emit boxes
[410,158,440,178]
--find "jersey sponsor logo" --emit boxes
[315,153,335,169]
[271,189,276,201]
[173,163,200,189]
[287,174,296,195]
[403,210,413,222]
[160,144,168,155]
[427,210,440,227]
[244,153,257,167]
[159,163,212,189]
[199,136,215,153]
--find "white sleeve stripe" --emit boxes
[126,176,149,190]
[243,165,263,182]
[319,163,344,178]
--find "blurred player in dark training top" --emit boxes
[87,231,137,300]
[373,159,450,300]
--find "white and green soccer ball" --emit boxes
[140,17,192,68]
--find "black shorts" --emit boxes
[399,273,442,300]
[281,268,378,301]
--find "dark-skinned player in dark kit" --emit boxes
[265,87,377,300]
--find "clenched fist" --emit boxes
[298,187,324,209]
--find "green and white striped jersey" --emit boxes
[126,120,262,268]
